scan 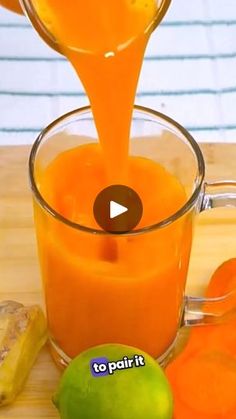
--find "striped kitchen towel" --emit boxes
[0,0,236,145]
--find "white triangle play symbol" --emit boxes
[110,200,128,219]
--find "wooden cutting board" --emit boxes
[0,143,236,418]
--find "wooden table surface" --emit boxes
[0,143,236,418]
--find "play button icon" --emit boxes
[93,185,143,234]
[110,201,128,219]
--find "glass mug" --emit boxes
[29,106,236,367]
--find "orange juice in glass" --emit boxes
[29,106,200,367]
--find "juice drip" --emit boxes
[32,0,158,181]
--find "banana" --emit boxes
[0,301,47,406]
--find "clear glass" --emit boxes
[20,0,172,54]
[29,106,236,368]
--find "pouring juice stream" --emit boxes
[32,0,159,181]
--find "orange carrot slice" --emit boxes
[166,259,236,419]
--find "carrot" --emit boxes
[166,259,236,419]
[0,0,23,14]
[207,258,236,297]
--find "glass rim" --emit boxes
[29,105,205,236]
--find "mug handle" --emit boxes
[183,180,236,326]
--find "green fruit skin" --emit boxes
[54,344,173,419]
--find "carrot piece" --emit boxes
[0,0,23,14]
[206,258,236,297]
[166,259,236,419]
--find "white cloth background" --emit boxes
[0,0,236,145]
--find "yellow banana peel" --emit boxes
[0,301,47,406]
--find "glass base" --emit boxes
[49,336,177,369]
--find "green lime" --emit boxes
[53,344,173,419]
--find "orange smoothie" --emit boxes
[30,0,191,360]
[35,143,191,359]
